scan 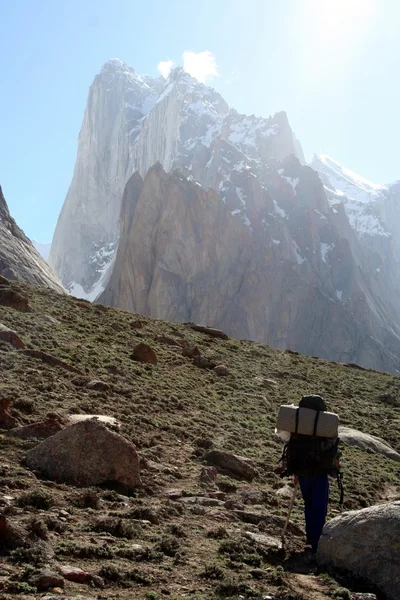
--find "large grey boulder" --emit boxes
[25,419,140,489]
[318,501,400,600]
[339,426,400,462]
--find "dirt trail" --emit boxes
[288,573,331,599]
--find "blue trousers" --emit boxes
[298,474,329,552]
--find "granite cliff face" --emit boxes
[0,186,63,291]
[99,163,400,372]
[49,60,302,299]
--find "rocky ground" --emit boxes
[0,277,399,600]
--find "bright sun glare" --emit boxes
[298,0,378,81]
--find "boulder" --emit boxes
[0,324,25,349]
[0,287,31,312]
[193,355,217,370]
[0,514,26,549]
[213,364,230,376]
[339,426,400,462]
[317,501,400,600]
[182,345,201,358]
[0,398,19,430]
[187,323,229,340]
[130,343,157,365]
[205,450,256,481]
[19,349,84,375]
[30,570,64,591]
[25,419,141,490]
[5,418,63,439]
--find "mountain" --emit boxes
[32,240,51,261]
[49,59,303,299]
[99,162,400,372]
[50,59,400,372]
[0,186,63,292]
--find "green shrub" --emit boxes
[17,489,54,510]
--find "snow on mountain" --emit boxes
[312,154,391,239]
[313,154,386,203]
[32,240,51,261]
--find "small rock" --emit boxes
[0,288,31,312]
[276,484,294,498]
[130,543,145,551]
[182,345,201,358]
[91,575,105,589]
[214,364,229,376]
[156,334,180,346]
[200,466,217,485]
[0,514,26,549]
[49,588,64,595]
[59,565,91,584]
[187,323,229,339]
[165,489,184,500]
[5,419,63,439]
[193,355,217,370]
[30,570,64,591]
[179,496,225,507]
[244,531,282,550]
[131,319,144,329]
[130,343,157,365]
[0,323,25,349]
[59,510,69,518]
[86,380,111,392]
[352,594,378,600]
[0,398,19,430]
[234,509,264,524]
[205,449,256,481]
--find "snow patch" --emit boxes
[320,242,333,263]
[273,199,287,219]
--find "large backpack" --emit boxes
[279,395,341,477]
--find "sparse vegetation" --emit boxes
[0,279,399,599]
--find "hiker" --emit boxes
[276,395,341,553]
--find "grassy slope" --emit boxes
[0,280,399,599]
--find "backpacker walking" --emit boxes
[276,394,342,553]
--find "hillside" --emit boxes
[0,277,399,599]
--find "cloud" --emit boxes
[157,60,174,78]
[183,50,219,83]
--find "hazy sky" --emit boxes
[1,0,399,242]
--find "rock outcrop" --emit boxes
[25,419,141,489]
[318,501,400,600]
[339,426,400,462]
[0,186,63,291]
